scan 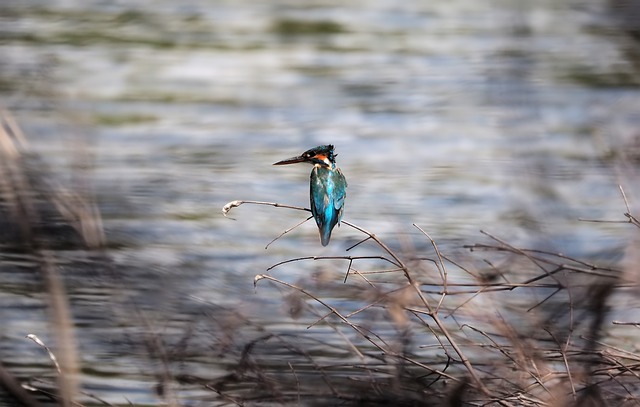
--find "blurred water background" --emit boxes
[1,0,640,405]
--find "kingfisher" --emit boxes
[273,145,347,246]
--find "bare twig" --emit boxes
[413,224,448,311]
[265,216,313,249]
[579,184,640,228]
[413,224,447,285]
[222,200,309,219]
[619,184,631,215]
[612,321,640,328]
[266,255,399,272]
[253,274,388,355]
[545,328,576,400]
[288,362,301,407]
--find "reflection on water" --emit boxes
[1,0,640,405]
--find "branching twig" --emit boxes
[222,192,638,404]
[266,255,398,272]
[253,274,388,354]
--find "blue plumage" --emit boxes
[310,164,346,246]
[274,145,347,246]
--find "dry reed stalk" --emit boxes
[1,110,107,406]
[39,254,80,407]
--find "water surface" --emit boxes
[1,0,640,404]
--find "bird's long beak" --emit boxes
[273,155,307,165]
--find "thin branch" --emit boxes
[266,255,398,272]
[545,329,576,400]
[265,216,313,249]
[343,258,354,283]
[253,274,388,354]
[579,185,640,228]
[619,184,631,215]
[222,200,310,219]
[345,236,372,251]
[612,321,640,328]
[413,224,449,312]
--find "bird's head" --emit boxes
[273,145,336,168]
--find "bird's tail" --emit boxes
[319,225,333,246]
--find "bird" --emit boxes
[273,145,347,246]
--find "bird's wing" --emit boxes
[310,168,344,222]
[310,167,347,246]
[333,169,347,223]
[310,167,328,225]
[332,168,347,219]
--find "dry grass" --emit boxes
[0,110,105,406]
